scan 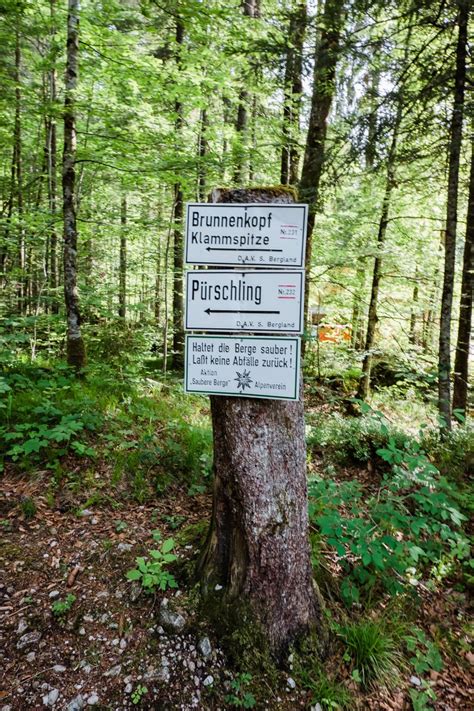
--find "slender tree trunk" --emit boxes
[357,22,412,401]
[438,0,469,429]
[422,232,444,353]
[351,263,366,350]
[248,93,258,183]
[233,0,258,183]
[198,186,324,662]
[452,133,474,417]
[280,1,307,185]
[171,13,185,369]
[62,0,86,369]
[299,0,345,335]
[409,268,419,345]
[118,194,127,319]
[48,0,59,314]
[0,138,16,287]
[14,25,25,314]
[154,199,163,324]
[351,62,380,346]
[198,109,208,201]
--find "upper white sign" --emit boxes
[185,270,304,334]
[185,203,308,268]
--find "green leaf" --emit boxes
[161,538,175,554]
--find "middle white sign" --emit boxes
[185,270,304,334]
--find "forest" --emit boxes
[0,0,473,709]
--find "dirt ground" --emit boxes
[0,469,472,710]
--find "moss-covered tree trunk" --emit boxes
[198,187,322,661]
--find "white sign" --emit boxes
[185,203,307,268]
[185,270,304,334]
[185,335,300,401]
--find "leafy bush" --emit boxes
[308,413,470,604]
[84,320,150,368]
[0,363,101,469]
[307,411,407,467]
[422,424,474,482]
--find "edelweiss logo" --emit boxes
[234,369,253,391]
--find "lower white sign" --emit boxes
[184,335,300,401]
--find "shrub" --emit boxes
[307,412,407,467]
[308,412,470,604]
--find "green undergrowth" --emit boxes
[0,357,212,501]
[307,407,472,605]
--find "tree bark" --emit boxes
[14,25,25,314]
[198,108,208,201]
[356,21,412,401]
[171,12,185,369]
[198,187,323,661]
[438,0,468,429]
[118,194,127,319]
[62,0,86,369]
[351,262,366,350]
[409,268,419,345]
[299,0,345,334]
[232,0,258,184]
[48,0,59,314]
[452,131,474,417]
[280,1,307,186]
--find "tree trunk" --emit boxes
[118,194,127,319]
[280,1,307,186]
[422,232,444,353]
[351,62,380,347]
[48,0,59,314]
[356,22,412,401]
[299,0,345,334]
[171,13,185,369]
[198,109,208,201]
[438,0,469,429]
[351,262,366,350]
[14,25,25,314]
[198,186,323,661]
[409,268,419,345]
[452,132,474,417]
[62,0,86,369]
[232,0,258,184]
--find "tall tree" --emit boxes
[280,1,307,186]
[199,187,324,661]
[171,9,185,369]
[452,131,474,417]
[233,0,259,184]
[14,22,25,313]
[299,0,346,329]
[118,194,127,319]
[47,0,59,314]
[357,22,412,401]
[438,0,469,429]
[62,0,86,369]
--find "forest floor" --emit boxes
[0,362,472,710]
[1,460,472,710]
